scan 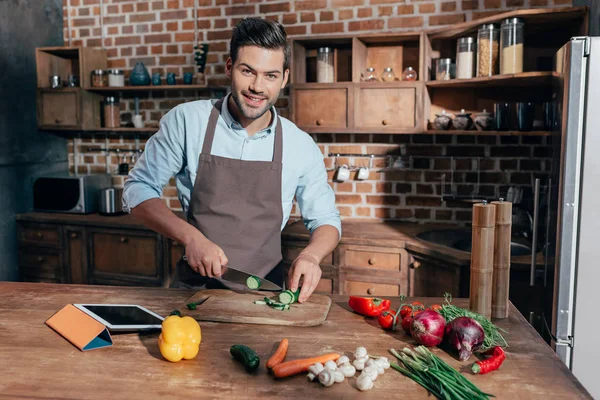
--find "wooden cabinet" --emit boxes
[65,227,86,284]
[38,90,79,128]
[281,240,335,294]
[292,84,352,132]
[407,252,468,298]
[17,222,65,283]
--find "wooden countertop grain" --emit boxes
[0,282,590,400]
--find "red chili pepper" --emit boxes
[471,346,506,374]
[378,310,398,330]
[348,296,391,317]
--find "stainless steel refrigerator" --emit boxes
[547,36,600,398]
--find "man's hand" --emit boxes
[184,235,228,278]
[288,253,322,303]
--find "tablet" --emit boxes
[73,304,165,331]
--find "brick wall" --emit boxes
[63,0,564,223]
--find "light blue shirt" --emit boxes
[122,94,341,237]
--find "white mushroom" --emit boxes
[338,363,356,378]
[354,347,368,360]
[307,363,324,381]
[333,370,345,383]
[324,360,338,371]
[356,373,374,391]
[362,365,380,381]
[374,357,390,370]
[366,358,384,375]
[352,358,366,371]
[318,369,335,387]
[336,355,350,366]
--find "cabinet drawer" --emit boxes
[355,84,419,130]
[344,281,399,297]
[315,278,333,294]
[294,86,350,129]
[282,245,333,265]
[19,250,62,281]
[345,249,400,271]
[18,224,61,247]
[39,90,79,127]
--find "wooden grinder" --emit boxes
[491,200,512,319]
[469,202,496,320]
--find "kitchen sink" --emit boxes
[416,229,532,257]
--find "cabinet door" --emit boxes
[19,248,64,283]
[88,229,163,286]
[354,83,422,133]
[38,90,80,128]
[17,223,61,249]
[166,239,184,287]
[292,84,352,132]
[65,228,86,284]
[408,253,466,297]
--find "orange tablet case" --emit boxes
[46,304,113,351]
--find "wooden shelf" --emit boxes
[426,130,550,136]
[84,84,226,92]
[425,72,553,88]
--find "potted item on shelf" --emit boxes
[166,72,176,85]
[362,67,378,82]
[433,110,452,130]
[103,96,120,129]
[91,69,107,87]
[452,109,473,130]
[517,102,535,131]
[194,43,209,85]
[183,72,194,84]
[67,74,79,87]
[381,67,396,82]
[108,69,124,87]
[474,109,494,131]
[152,72,161,86]
[477,23,500,77]
[501,18,524,74]
[49,75,61,88]
[129,62,151,86]
[494,102,511,130]
[317,47,334,83]
[435,58,454,80]
[456,37,475,79]
[402,67,417,81]
[132,97,143,128]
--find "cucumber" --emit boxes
[230,344,260,372]
[246,275,261,290]
[278,289,300,305]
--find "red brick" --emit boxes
[207,29,233,40]
[366,195,400,205]
[136,46,149,56]
[120,47,133,57]
[216,0,228,5]
[335,182,353,192]
[197,7,222,17]
[429,13,465,26]
[225,5,256,15]
[472,10,503,19]
[374,208,392,218]
[107,5,118,14]
[151,23,164,32]
[286,25,307,35]
[86,38,101,47]
[336,194,362,204]
[161,10,188,20]
[296,0,328,10]
[264,14,281,22]
[166,44,178,54]
[406,196,440,207]
[92,27,101,36]
[311,22,344,34]
[339,9,354,19]
[418,3,436,13]
[320,10,334,21]
[122,3,134,12]
[260,2,290,13]
[282,13,297,24]
[349,19,384,31]
[414,209,431,219]
[137,2,150,12]
[166,22,178,31]
[332,0,364,5]
[441,1,457,11]
[130,14,156,23]
[146,34,172,44]
[104,16,125,24]
[375,182,394,193]
[355,207,371,217]
[82,0,98,4]
[79,7,90,16]
[73,18,95,27]
[167,0,179,8]
[300,12,316,22]
[108,58,126,68]
[152,1,165,10]
[160,56,187,64]
[395,208,413,219]
[175,32,195,42]
[378,6,393,16]
[461,0,478,9]
[483,0,502,8]
[182,43,193,53]
[122,26,133,35]
[79,28,90,37]
[356,7,372,18]
[210,41,229,52]
[107,26,118,35]
[370,0,401,4]
[151,45,163,54]
[529,0,549,5]
[388,16,423,28]
[397,4,414,14]
[356,183,373,193]
[106,48,118,58]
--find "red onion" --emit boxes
[410,309,446,347]
[444,317,485,361]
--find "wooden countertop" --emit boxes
[0,282,589,399]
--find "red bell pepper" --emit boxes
[348,296,391,317]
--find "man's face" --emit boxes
[226,45,289,121]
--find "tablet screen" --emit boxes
[81,305,163,326]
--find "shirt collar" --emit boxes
[220,93,278,139]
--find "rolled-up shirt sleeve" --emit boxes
[295,141,342,238]
[122,107,185,213]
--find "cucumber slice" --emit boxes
[278,289,300,305]
[246,275,261,290]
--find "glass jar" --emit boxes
[477,23,500,77]
[402,67,417,81]
[500,18,524,74]
[108,69,125,87]
[456,37,475,79]
[91,69,106,87]
[316,47,334,83]
[381,67,396,82]
[436,58,453,81]
[364,67,378,82]
[103,96,120,128]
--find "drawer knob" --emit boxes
[382,119,389,126]
[55,118,62,124]
[37,256,45,263]
[120,237,128,243]
[411,261,422,269]
[367,287,375,295]
[70,232,78,239]
[316,119,323,126]
[36,232,44,239]
[368,258,376,265]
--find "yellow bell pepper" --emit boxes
[158,315,202,362]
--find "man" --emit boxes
[122,18,341,303]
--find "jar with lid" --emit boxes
[316,47,334,83]
[500,18,524,74]
[402,67,417,81]
[456,37,475,79]
[91,69,106,87]
[103,96,120,128]
[435,58,453,80]
[362,67,378,82]
[108,69,125,87]
[476,23,500,77]
[381,67,396,82]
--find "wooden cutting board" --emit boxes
[177,289,332,327]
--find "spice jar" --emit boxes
[436,58,453,81]
[317,47,334,83]
[103,96,120,128]
[381,67,396,82]
[477,24,500,77]
[363,67,378,82]
[500,18,524,74]
[91,69,106,87]
[456,37,475,79]
[402,67,417,81]
[108,69,125,87]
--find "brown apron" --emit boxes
[172,98,284,289]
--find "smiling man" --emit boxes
[122,18,341,302]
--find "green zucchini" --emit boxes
[246,275,261,290]
[230,344,260,372]
[278,289,300,305]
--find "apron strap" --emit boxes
[273,116,283,164]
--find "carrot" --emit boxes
[271,353,340,379]
[266,338,289,370]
